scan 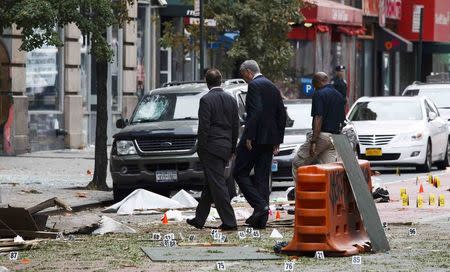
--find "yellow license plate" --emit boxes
[365,148,382,156]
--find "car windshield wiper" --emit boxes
[131,119,159,124]
[171,117,198,121]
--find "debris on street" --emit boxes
[92,216,136,235]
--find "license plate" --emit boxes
[155,170,178,183]
[271,161,278,172]
[365,148,382,156]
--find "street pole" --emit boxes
[199,0,205,79]
[417,7,424,81]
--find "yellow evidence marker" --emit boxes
[400,188,407,198]
[438,194,445,207]
[416,194,423,208]
[429,193,436,206]
[402,194,409,207]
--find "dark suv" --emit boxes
[110,81,247,200]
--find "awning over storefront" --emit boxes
[302,0,363,26]
[159,0,194,17]
[377,27,413,52]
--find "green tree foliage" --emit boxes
[208,0,303,80]
[0,0,134,190]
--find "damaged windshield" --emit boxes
[131,92,204,124]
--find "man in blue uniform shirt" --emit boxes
[291,72,345,180]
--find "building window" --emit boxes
[137,5,146,96]
[26,44,62,111]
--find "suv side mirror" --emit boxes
[116,118,128,129]
[428,112,437,122]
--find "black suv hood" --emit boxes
[113,120,198,139]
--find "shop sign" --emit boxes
[363,0,379,17]
[332,9,350,22]
[412,5,424,33]
[435,12,450,26]
[26,46,58,90]
[375,0,402,26]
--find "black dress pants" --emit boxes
[194,150,237,227]
[233,144,273,211]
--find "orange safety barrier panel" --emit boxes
[282,160,373,256]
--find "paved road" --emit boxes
[271,166,450,199]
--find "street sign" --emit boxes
[300,77,314,96]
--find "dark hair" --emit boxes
[205,68,222,88]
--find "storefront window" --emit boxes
[80,35,89,110]
[382,52,391,96]
[26,44,61,110]
[111,26,120,112]
[137,5,146,97]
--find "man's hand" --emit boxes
[229,153,236,161]
[246,139,253,151]
[273,145,280,155]
[309,142,317,156]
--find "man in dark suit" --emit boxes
[234,60,287,229]
[186,68,239,231]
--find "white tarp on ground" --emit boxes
[92,216,136,235]
[103,189,185,215]
[270,229,283,239]
[171,190,198,208]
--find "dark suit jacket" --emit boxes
[197,87,240,161]
[244,75,286,145]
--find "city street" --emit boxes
[2,0,450,271]
[1,150,450,271]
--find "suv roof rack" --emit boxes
[162,81,205,87]
[162,79,246,88]
[224,79,246,85]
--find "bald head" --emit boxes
[312,72,329,90]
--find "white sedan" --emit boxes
[346,96,448,172]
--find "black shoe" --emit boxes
[186,218,203,229]
[250,213,269,229]
[245,206,269,225]
[219,224,238,231]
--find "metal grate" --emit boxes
[135,137,197,152]
[358,135,395,146]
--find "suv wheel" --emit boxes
[113,187,131,202]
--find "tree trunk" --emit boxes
[87,60,109,191]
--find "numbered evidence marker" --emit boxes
[429,194,436,206]
[188,234,196,242]
[252,230,261,239]
[211,229,219,238]
[438,194,445,207]
[164,233,175,240]
[408,228,417,236]
[245,227,253,234]
[216,261,226,271]
[163,238,177,247]
[314,251,325,260]
[416,194,423,208]
[402,194,409,207]
[9,251,19,261]
[238,231,246,240]
[152,233,162,241]
[284,261,295,271]
[352,255,362,265]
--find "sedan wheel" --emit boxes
[436,142,449,170]
[417,141,432,173]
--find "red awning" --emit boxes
[301,0,363,26]
[337,26,366,36]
